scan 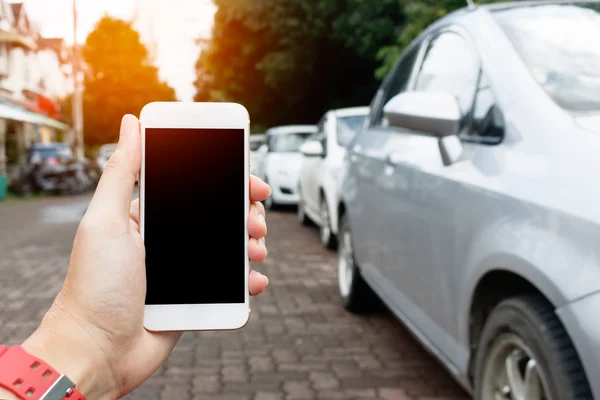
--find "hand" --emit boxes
[18,115,271,399]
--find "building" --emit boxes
[0,0,72,199]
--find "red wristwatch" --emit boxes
[0,345,86,400]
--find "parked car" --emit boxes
[257,125,317,209]
[337,2,600,399]
[250,133,266,176]
[27,143,73,164]
[297,106,369,249]
[96,143,117,172]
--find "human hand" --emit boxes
[19,115,271,399]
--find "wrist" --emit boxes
[21,310,118,400]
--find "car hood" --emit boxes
[266,152,303,173]
[575,114,600,135]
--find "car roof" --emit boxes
[333,106,370,118]
[426,0,600,28]
[250,134,265,141]
[480,0,599,12]
[32,143,66,148]
[266,125,317,135]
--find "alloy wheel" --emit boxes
[320,198,331,245]
[481,333,551,400]
[337,230,354,298]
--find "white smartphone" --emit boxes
[140,101,250,331]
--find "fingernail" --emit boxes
[262,275,269,286]
[258,214,266,229]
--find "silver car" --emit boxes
[337,2,600,399]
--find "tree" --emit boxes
[376,0,506,79]
[82,17,176,147]
[194,0,402,129]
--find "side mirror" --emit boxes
[300,140,324,157]
[383,91,461,137]
[257,144,268,153]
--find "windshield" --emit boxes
[493,3,600,113]
[30,145,72,161]
[269,132,312,152]
[337,115,367,147]
[250,138,265,151]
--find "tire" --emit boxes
[337,213,380,313]
[474,295,593,400]
[15,180,33,197]
[263,178,277,210]
[319,196,337,250]
[297,192,311,226]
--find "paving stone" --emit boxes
[0,197,468,400]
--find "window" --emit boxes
[371,44,420,127]
[337,115,366,147]
[249,138,265,151]
[463,73,505,144]
[268,132,312,153]
[414,32,479,118]
[313,115,328,155]
[493,3,600,113]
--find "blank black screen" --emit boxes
[144,128,245,305]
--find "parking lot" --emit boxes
[0,195,467,400]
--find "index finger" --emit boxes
[250,175,271,202]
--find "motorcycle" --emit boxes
[13,152,93,196]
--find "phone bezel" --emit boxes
[140,101,250,331]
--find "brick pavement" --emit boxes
[0,195,468,400]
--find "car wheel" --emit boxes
[337,213,380,313]
[263,178,276,210]
[475,295,593,400]
[319,196,336,250]
[297,194,310,226]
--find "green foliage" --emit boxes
[195,0,402,128]
[376,0,506,79]
[82,17,176,146]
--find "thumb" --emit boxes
[87,115,141,220]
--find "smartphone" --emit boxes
[140,102,250,331]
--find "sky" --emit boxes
[18,0,217,101]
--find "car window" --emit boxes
[463,73,505,144]
[314,116,328,155]
[249,138,264,151]
[371,44,420,127]
[493,3,600,113]
[414,32,479,119]
[337,115,366,147]
[268,132,312,152]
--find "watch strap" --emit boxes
[0,345,86,400]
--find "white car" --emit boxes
[249,134,266,176]
[259,125,317,209]
[297,106,369,249]
[96,143,117,172]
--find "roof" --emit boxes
[333,106,370,118]
[480,0,600,11]
[266,125,318,135]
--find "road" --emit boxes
[0,194,468,400]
